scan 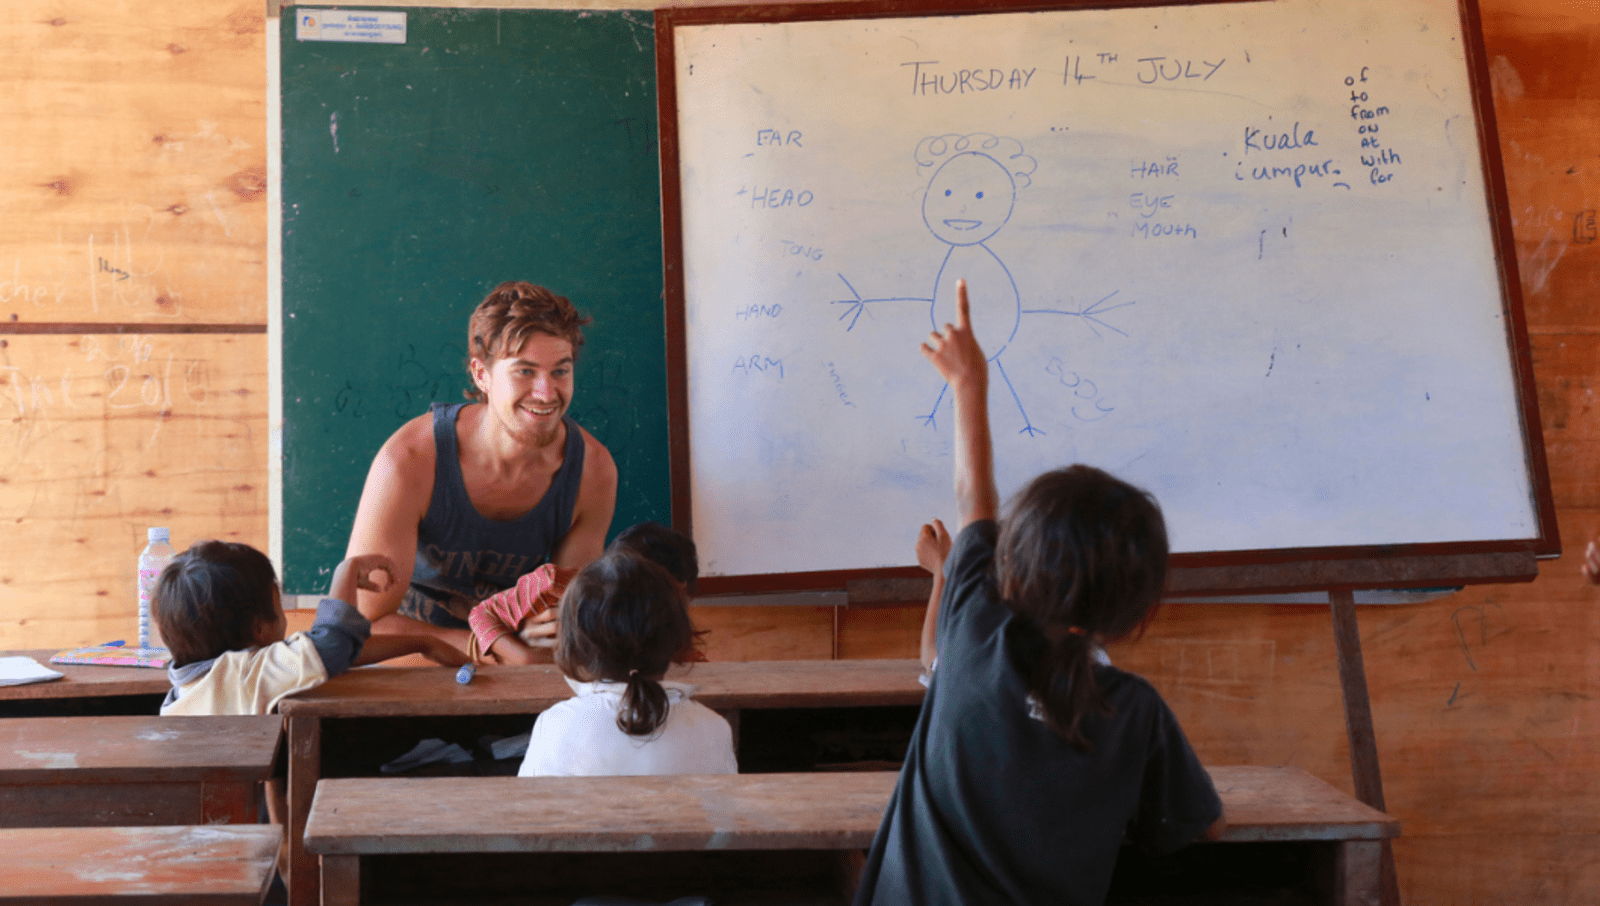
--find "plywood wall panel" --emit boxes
[1393,833,1600,906]
[0,333,268,648]
[691,605,836,661]
[1530,333,1600,508]
[1493,97,1600,327]
[836,604,922,661]
[1110,602,1352,785]
[0,2,266,326]
[1482,3,1600,332]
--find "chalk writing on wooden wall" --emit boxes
[0,334,266,648]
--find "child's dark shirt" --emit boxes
[854,520,1222,905]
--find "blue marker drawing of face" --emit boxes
[922,152,1015,247]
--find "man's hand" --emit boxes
[916,519,952,576]
[516,605,561,646]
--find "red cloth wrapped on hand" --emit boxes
[467,564,577,661]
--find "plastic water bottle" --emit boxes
[137,527,176,650]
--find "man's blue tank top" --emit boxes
[400,402,585,627]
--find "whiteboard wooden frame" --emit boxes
[656,0,1557,597]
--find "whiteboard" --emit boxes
[662,0,1546,583]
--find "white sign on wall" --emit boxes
[296,9,406,44]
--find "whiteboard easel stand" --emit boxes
[1329,587,1402,906]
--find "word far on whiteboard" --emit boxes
[296,10,406,44]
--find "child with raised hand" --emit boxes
[854,280,1224,906]
[517,548,734,777]
[157,544,466,716]
[469,521,703,666]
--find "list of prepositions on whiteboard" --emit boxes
[1348,68,1404,186]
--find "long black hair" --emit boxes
[556,550,697,737]
[995,465,1169,751]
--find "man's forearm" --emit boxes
[370,611,471,653]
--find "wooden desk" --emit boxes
[0,650,169,717]
[302,766,1398,906]
[277,658,925,906]
[1207,766,1400,906]
[0,824,280,905]
[305,771,892,906]
[0,715,283,827]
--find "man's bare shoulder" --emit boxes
[374,411,439,477]
[575,423,617,477]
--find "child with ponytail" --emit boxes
[854,280,1224,906]
[517,549,735,777]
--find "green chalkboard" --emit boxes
[281,8,665,593]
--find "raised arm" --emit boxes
[551,426,618,570]
[919,279,998,529]
[916,518,952,672]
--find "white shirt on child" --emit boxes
[160,597,369,716]
[160,634,328,716]
[518,678,738,777]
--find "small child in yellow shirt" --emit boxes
[156,541,464,715]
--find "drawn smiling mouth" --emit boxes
[942,219,982,230]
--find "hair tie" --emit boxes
[1065,626,1088,637]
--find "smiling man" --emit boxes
[344,282,618,656]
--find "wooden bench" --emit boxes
[302,765,1399,906]
[0,824,281,905]
[1206,766,1400,906]
[0,715,283,827]
[278,658,926,905]
[305,771,891,905]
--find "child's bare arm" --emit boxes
[487,633,544,666]
[916,519,952,671]
[354,634,468,667]
[919,279,998,528]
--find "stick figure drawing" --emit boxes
[834,133,1130,435]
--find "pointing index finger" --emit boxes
[956,278,970,329]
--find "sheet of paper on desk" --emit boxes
[0,656,65,685]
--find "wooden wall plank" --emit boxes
[691,605,836,661]
[0,333,268,648]
[1531,333,1600,508]
[1392,833,1600,906]
[837,604,922,661]
[0,2,266,326]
